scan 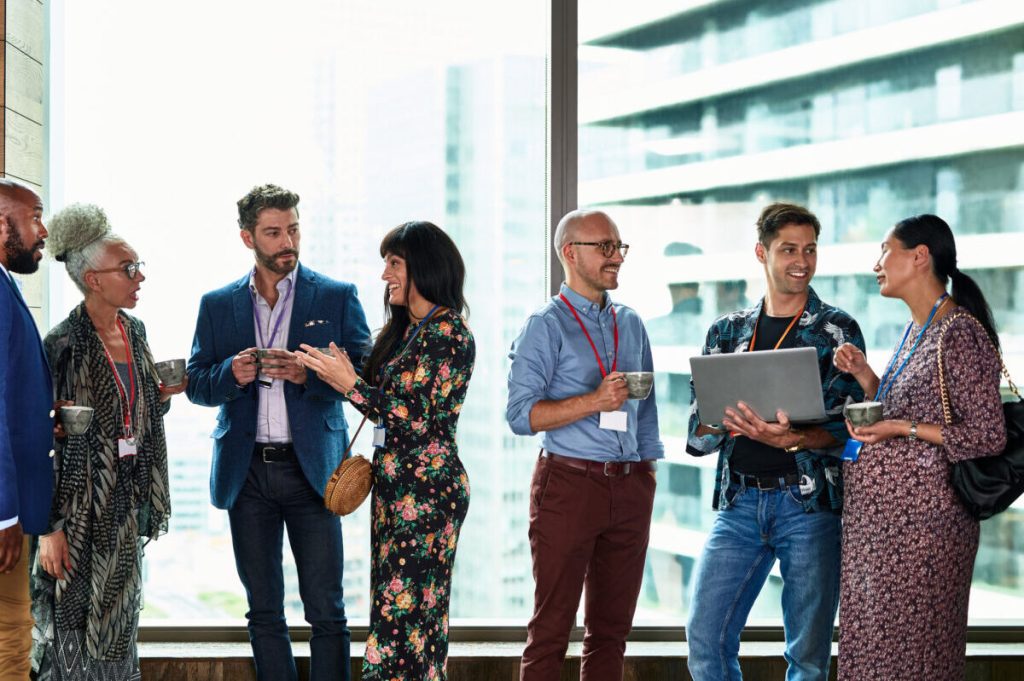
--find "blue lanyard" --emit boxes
[875,293,948,401]
[249,276,294,349]
[390,304,441,366]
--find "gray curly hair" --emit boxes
[48,203,130,294]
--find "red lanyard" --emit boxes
[560,294,618,377]
[100,318,137,437]
[749,303,805,351]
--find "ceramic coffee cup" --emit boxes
[843,401,883,427]
[154,358,186,386]
[622,371,654,400]
[61,405,95,436]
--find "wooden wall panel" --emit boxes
[4,108,42,185]
[3,0,47,316]
[4,0,42,63]
[5,42,41,122]
[1,0,6,174]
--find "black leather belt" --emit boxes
[541,449,656,477]
[255,443,295,463]
[731,470,801,491]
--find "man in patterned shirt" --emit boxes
[685,203,865,681]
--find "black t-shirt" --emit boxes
[729,309,801,477]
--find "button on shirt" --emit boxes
[250,269,296,444]
[506,284,663,462]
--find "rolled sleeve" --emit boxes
[636,327,664,460]
[506,315,556,436]
[818,317,867,447]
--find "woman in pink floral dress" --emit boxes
[833,214,1005,680]
[299,221,473,680]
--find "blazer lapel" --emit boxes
[232,274,258,348]
[4,273,53,381]
[288,264,317,348]
[3,271,30,314]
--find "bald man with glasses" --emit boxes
[507,209,663,681]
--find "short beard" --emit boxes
[255,245,298,275]
[3,218,41,274]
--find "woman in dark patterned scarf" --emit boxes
[30,204,186,681]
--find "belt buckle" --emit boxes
[756,476,775,491]
[262,446,278,463]
[603,462,632,477]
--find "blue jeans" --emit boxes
[686,481,840,681]
[228,453,351,681]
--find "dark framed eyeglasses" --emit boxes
[570,241,629,258]
[92,261,145,280]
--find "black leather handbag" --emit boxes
[938,313,1024,520]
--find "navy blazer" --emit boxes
[0,272,54,535]
[186,264,371,510]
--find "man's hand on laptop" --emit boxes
[723,401,794,448]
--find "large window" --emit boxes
[50,0,548,624]
[579,0,1024,623]
[46,0,1024,634]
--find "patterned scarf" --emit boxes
[47,303,170,660]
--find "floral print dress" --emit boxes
[346,309,474,681]
[839,311,1005,680]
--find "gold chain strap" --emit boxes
[937,312,1018,427]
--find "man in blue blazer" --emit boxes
[0,179,53,680]
[186,184,369,681]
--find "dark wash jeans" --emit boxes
[228,452,350,681]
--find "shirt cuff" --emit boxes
[0,516,18,531]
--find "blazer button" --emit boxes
[49,449,55,458]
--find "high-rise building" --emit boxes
[578,0,1024,620]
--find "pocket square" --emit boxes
[304,319,328,327]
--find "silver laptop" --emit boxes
[689,347,827,425]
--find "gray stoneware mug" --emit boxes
[60,405,94,436]
[154,358,186,386]
[843,401,883,427]
[622,371,654,400]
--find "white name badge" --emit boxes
[118,437,138,458]
[599,410,628,432]
[372,426,386,448]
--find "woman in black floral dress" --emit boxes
[299,221,473,680]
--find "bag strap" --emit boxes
[937,311,1017,427]
[343,414,369,458]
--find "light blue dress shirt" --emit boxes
[506,284,663,462]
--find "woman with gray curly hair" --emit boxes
[30,204,186,681]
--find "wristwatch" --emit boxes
[784,430,806,453]
[908,421,918,440]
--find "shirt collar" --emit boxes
[0,261,10,283]
[559,283,612,317]
[248,266,297,301]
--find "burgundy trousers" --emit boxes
[520,453,656,681]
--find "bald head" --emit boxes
[553,209,617,266]
[0,178,39,212]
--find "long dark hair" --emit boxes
[363,221,468,385]
[893,214,999,349]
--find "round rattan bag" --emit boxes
[324,453,373,516]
